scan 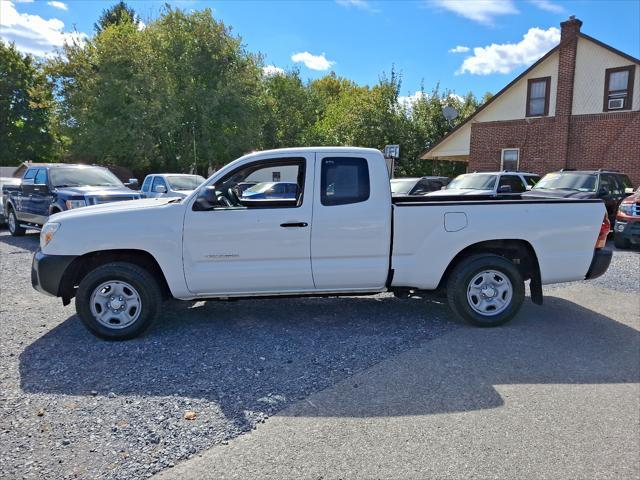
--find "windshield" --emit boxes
[447,174,497,190]
[50,167,124,188]
[244,182,275,193]
[533,172,597,192]
[390,179,418,195]
[166,175,205,191]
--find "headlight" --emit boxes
[619,203,633,215]
[65,199,87,209]
[40,222,60,249]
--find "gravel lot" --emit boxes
[0,230,458,479]
[0,230,637,479]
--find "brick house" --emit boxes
[421,16,640,186]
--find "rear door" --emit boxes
[311,153,391,290]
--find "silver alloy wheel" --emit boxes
[466,269,513,316]
[89,280,142,329]
[8,211,16,233]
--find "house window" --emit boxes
[604,66,635,111]
[501,149,519,171]
[526,77,551,117]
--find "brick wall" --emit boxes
[468,110,640,185]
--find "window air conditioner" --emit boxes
[608,98,624,110]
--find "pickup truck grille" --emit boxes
[87,196,139,205]
[632,202,640,216]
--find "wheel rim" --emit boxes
[8,212,16,233]
[466,269,513,316]
[89,280,142,329]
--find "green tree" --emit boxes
[0,41,57,165]
[94,1,139,33]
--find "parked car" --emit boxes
[427,171,540,197]
[613,186,640,249]
[3,164,142,236]
[524,169,634,225]
[32,147,610,340]
[390,176,450,196]
[241,182,298,200]
[141,174,206,199]
[0,177,21,225]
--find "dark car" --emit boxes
[3,164,142,236]
[390,176,450,196]
[523,169,634,225]
[614,187,640,249]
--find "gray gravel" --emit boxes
[0,231,456,479]
[1,230,637,479]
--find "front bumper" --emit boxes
[614,218,640,244]
[585,248,612,280]
[31,250,76,297]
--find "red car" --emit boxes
[614,187,640,249]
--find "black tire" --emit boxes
[614,234,630,249]
[76,262,161,340]
[446,254,525,328]
[7,208,26,236]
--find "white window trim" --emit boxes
[501,148,520,171]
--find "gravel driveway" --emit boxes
[0,231,458,479]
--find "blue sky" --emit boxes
[1,0,639,99]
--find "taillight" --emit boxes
[595,214,610,249]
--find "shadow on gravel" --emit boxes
[0,231,39,252]
[18,293,640,422]
[18,294,456,430]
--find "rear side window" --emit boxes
[321,157,370,206]
[141,176,153,192]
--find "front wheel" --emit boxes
[614,234,630,249]
[76,262,161,340]
[447,254,525,327]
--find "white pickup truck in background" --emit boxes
[32,147,612,340]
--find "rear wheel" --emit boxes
[447,254,525,327]
[7,208,26,236]
[76,262,161,340]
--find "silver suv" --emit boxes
[426,171,540,196]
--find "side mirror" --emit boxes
[498,185,512,193]
[194,186,220,210]
[525,185,533,191]
[598,186,609,197]
[624,187,634,195]
[126,178,139,188]
[154,184,167,194]
[440,186,447,190]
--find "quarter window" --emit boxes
[501,149,520,171]
[604,66,635,111]
[320,157,370,206]
[526,77,550,117]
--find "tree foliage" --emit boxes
[2,2,485,177]
[0,41,58,165]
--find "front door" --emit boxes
[182,154,315,295]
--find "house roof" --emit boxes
[420,32,639,160]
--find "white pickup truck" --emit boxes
[32,147,612,340]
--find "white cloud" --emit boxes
[335,0,380,13]
[15,0,34,3]
[137,19,146,31]
[448,92,464,102]
[47,1,67,10]
[529,0,564,13]
[262,65,285,76]
[457,26,560,75]
[0,1,86,57]
[291,51,335,71]
[431,0,518,25]
[448,45,470,53]
[398,91,426,109]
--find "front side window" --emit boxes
[525,175,541,187]
[501,148,520,171]
[320,157,370,206]
[526,77,550,117]
[498,175,525,193]
[604,66,635,111]
[34,169,47,185]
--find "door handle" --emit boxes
[280,222,308,228]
